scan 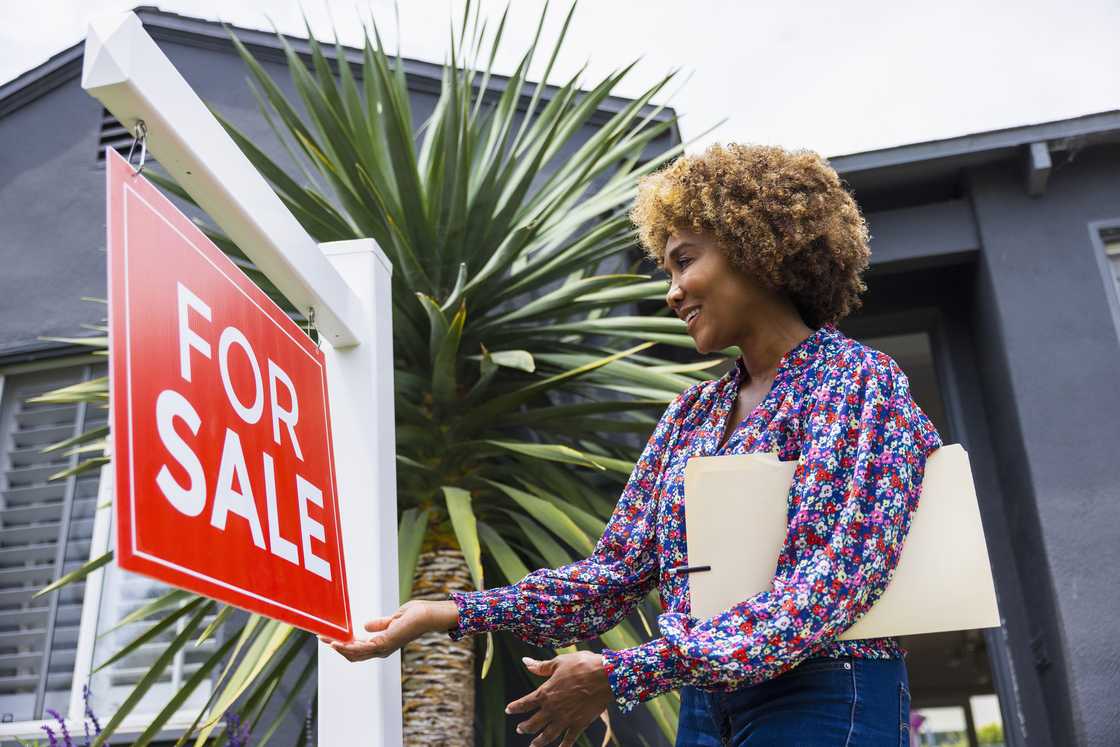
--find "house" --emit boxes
[827,110,1120,747]
[2,5,1117,746]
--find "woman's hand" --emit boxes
[506,651,614,747]
[318,599,459,661]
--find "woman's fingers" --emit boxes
[515,705,550,735]
[505,688,540,715]
[523,656,559,678]
[331,636,384,662]
[363,616,393,633]
[322,634,393,662]
[530,724,564,747]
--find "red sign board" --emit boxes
[106,149,352,640]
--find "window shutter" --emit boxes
[0,365,104,722]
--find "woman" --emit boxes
[322,144,942,746]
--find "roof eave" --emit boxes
[829,109,1120,176]
[0,43,84,119]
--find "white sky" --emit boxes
[2,0,1117,157]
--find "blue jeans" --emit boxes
[675,656,911,746]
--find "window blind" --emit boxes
[0,365,104,722]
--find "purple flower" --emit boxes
[83,685,102,738]
[74,684,107,747]
[40,724,60,747]
[223,712,251,747]
[45,709,71,747]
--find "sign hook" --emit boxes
[306,306,322,349]
[126,120,148,175]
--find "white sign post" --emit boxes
[82,12,401,745]
[318,241,401,745]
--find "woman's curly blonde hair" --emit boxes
[630,143,871,328]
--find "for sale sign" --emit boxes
[106,149,352,640]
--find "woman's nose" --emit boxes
[665,280,683,311]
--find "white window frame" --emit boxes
[1089,219,1120,343]
[0,356,209,743]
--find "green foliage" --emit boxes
[38,2,722,744]
[976,721,1005,745]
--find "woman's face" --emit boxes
[663,229,772,354]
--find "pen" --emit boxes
[667,564,711,575]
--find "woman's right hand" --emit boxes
[318,599,460,662]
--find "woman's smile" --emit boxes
[683,306,701,331]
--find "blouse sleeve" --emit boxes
[446,385,698,648]
[600,352,943,713]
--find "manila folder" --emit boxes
[683,444,1000,639]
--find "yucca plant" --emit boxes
[36,2,724,745]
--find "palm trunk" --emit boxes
[401,546,476,746]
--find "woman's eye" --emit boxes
[678,256,692,268]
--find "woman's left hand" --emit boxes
[506,651,614,747]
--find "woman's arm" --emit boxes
[448,385,699,648]
[601,352,942,713]
[321,386,701,665]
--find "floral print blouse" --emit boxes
[448,323,943,714]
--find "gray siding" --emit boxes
[0,67,107,355]
[966,146,1120,747]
